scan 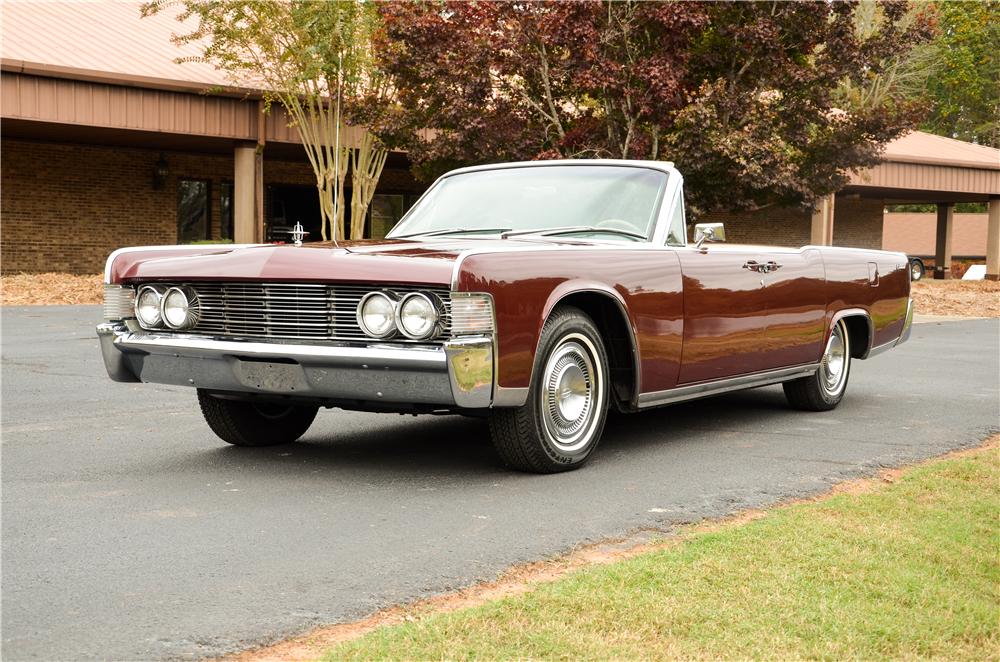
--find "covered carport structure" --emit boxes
[810,131,1000,279]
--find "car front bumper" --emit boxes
[97,323,494,409]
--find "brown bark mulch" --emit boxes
[911,279,1000,318]
[1,273,104,306]
[2,272,998,318]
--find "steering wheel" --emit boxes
[595,218,643,233]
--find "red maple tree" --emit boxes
[374,0,935,213]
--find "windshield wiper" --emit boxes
[501,226,648,241]
[394,227,512,239]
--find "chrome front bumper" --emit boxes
[97,323,493,409]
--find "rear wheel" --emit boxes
[909,258,925,281]
[488,306,609,473]
[197,389,318,446]
[783,319,851,411]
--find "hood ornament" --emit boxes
[290,222,306,247]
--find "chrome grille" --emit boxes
[175,282,453,342]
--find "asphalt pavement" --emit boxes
[2,305,997,661]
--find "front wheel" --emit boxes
[197,390,318,446]
[488,306,609,473]
[909,258,925,281]
[783,319,852,411]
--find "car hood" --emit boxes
[111,237,589,286]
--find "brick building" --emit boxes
[2,2,999,278]
[0,2,424,274]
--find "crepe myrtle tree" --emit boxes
[376,0,935,215]
[143,0,392,241]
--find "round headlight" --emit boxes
[134,285,165,328]
[396,292,440,340]
[161,286,200,329]
[357,291,397,338]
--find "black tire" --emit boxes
[488,306,610,473]
[909,258,925,281]
[197,389,318,447]
[783,319,852,411]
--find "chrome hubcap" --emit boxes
[541,335,603,453]
[821,325,848,395]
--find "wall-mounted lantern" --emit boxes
[152,152,169,190]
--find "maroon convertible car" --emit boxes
[98,160,913,473]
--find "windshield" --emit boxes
[388,165,667,241]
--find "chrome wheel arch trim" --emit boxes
[538,287,641,409]
[461,285,642,411]
[829,308,874,359]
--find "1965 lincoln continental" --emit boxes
[98,160,913,473]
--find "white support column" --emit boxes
[810,193,835,246]
[986,198,1000,281]
[933,203,954,279]
[234,145,259,244]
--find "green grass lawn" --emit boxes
[324,444,999,661]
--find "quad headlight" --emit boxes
[134,285,166,328]
[356,290,445,340]
[161,286,200,329]
[396,292,440,340]
[357,291,398,338]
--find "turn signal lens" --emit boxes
[161,286,200,329]
[134,285,165,328]
[396,292,440,340]
[357,291,397,338]
[449,294,494,335]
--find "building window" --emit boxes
[220,182,234,241]
[178,180,211,243]
[369,193,425,239]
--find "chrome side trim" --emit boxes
[865,339,897,359]
[493,386,529,407]
[637,364,820,409]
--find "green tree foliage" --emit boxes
[377,0,936,214]
[920,1,1000,147]
[143,0,391,240]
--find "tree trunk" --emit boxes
[349,131,389,240]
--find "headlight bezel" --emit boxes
[160,286,200,330]
[395,291,442,340]
[356,291,400,339]
[134,284,167,329]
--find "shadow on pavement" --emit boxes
[172,387,796,478]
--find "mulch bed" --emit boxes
[1,273,103,306]
[911,279,1000,318]
[2,272,998,318]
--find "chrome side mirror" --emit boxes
[694,222,726,249]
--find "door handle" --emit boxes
[742,260,761,272]
[765,261,782,273]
